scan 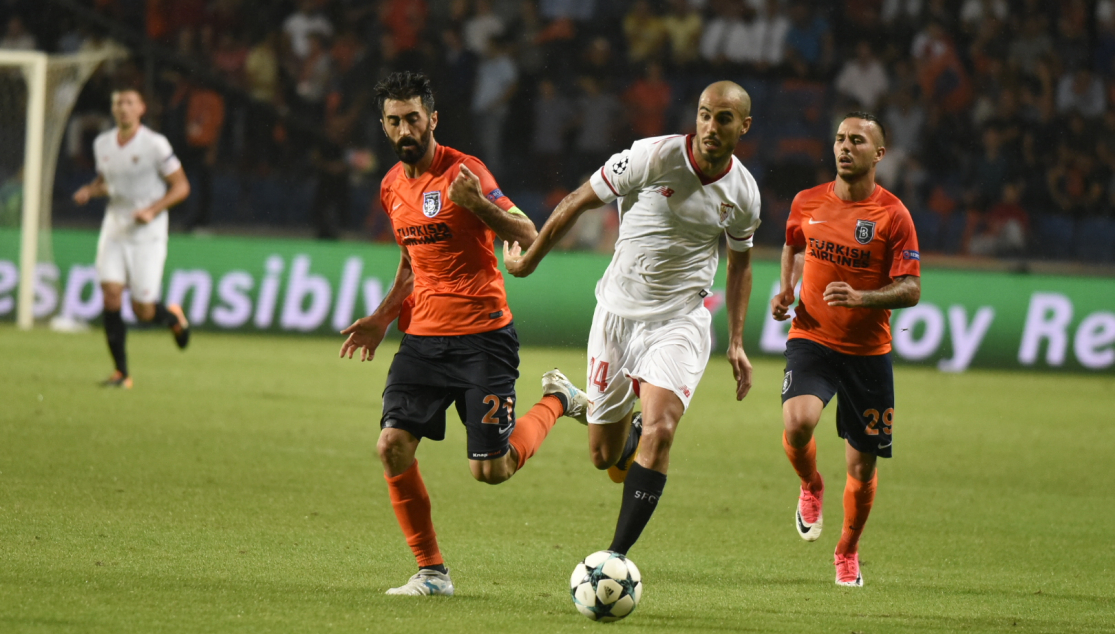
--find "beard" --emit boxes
[392,126,433,164]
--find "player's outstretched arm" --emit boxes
[771,244,804,321]
[503,181,606,277]
[134,168,191,224]
[823,275,921,309]
[340,246,414,362]
[448,164,538,247]
[72,174,108,205]
[726,248,754,401]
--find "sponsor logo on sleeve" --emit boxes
[485,188,504,202]
[422,191,442,218]
[854,219,876,245]
[902,250,920,260]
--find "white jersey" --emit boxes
[93,125,182,242]
[588,134,761,322]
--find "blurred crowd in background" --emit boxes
[1,0,1114,263]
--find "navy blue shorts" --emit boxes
[780,338,895,458]
[381,323,520,461]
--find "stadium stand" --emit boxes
[1,0,1112,262]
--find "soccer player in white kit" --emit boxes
[73,88,192,388]
[504,81,761,554]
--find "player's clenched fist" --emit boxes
[823,281,864,307]
[448,164,483,209]
[133,207,159,225]
[73,186,92,205]
[771,287,796,321]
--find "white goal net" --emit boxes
[0,48,124,329]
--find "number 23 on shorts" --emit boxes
[481,394,515,425]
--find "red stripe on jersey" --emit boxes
[600,166,619,196]
[685,134,733,185]
[727,232,753,241]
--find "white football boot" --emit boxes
[385,568,455,596]
[542,369,589,425]
[795,477,824,542]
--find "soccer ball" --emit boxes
[569,550,643,622]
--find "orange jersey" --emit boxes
[380,144,516,336]
[786,182,920,355]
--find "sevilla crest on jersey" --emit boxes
[587,134,762,322]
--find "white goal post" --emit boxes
[0,49,123,329]
[3,50,46,330]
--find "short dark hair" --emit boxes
[842,111,886,144]
[375,71,436,116]
[111,84,146,102]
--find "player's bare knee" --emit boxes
[847,450,877,482]
[589,445,616,470]
[376,433,412,472]
[132,302,155,322]
[640,425,674,461]
[471,460,513,485]
[375,436,398,466]
[783,410,819,445]
[101,288,123,311]
[783,422,814,447]
[588,422,627,469]
[476,470,511,485]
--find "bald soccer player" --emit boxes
[504,82,762,555]
[772,112,921,587]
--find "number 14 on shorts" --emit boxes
[589,358,610,391]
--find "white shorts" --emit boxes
[585,304,712,424]
[95,234,167,303]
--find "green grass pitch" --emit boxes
[1,326,1113,633]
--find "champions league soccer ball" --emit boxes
[569,550,643,622]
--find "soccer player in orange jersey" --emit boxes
[338,72,588,596]
[771,112,921,587]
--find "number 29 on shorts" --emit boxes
[862,408,893,436]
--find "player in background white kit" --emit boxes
[73,88,191,389]
[504,81,760,554]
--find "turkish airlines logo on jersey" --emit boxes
[397,222,453,246]
[855,219,876,244]
[422,191,442,218]
[656,186,674,197]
